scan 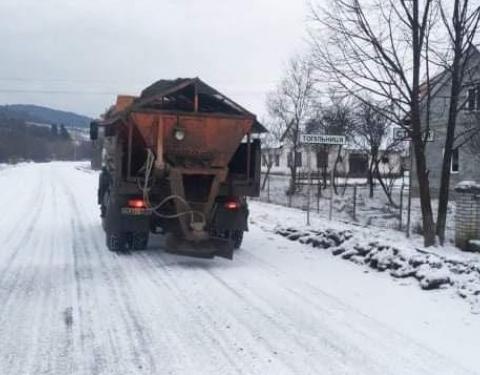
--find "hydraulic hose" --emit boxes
[139,149,206,226]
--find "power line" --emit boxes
[0,89,119,96]
[0,88,272,96]
[0,77,279,86]
[0,77,120,84]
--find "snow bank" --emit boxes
[275,225,480,313]
[455,180,480,192]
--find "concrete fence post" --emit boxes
[455,181,480,251]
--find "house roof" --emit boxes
[420,44,480,103]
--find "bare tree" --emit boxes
[309,0,438,246]
[353,100,402,207]
[266,55,315,194]
[311,95,356,194]
[260,120,283,191]
[434,0,480,245]
[354,101,386,198]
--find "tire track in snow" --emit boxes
[0,165,32,228]
[59,173,160,374]
[67,163,450,374]
[142,252,382,374]
[0,168,45,267]
[164,261,359,375]
[139,241,472,375]
[135,253,258,375]
[110,253,202,374]
[234,235,476,375]
[0,171,47,312]
[4,165,80,374]
[26,174,78,375]
[1,163,477,375]
[67,190,141,375]
[0,169,59,374]
[140,253,306,375]
[68,164,254,374]
[203,268,351,374]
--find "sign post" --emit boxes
[329,164,334,221]
[306,145,312,226]
[300,134,346,225]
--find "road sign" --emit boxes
[393,128,434,142]
[300,133,344,225]
[300,134,346,145]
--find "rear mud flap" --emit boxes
[164,234,234,260]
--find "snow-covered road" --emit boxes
[0,162,478,375]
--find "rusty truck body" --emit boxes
[90,78,265,259]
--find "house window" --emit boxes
[451,148,460,173]
[349,153,368,177]
[275,154,280,167]
[316,150,328,169]
[477,84,480,110]
[296,152,302,167]
[466,85,480,111]
[288,152,302,167]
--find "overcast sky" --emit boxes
[0,0,310,118]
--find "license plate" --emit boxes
[121,207,150,215]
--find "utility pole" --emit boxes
[406,141,413,237]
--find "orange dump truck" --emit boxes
[90,78,265,258]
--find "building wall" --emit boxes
[412,53,480,198]
[261,146,402,178]
[261,146,348,176]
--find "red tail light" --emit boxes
[224,199,240,210]
[128,199,146,209]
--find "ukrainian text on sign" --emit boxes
[300,134,346,145]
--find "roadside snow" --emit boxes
[252,201,480,313]
[251,201,480,372]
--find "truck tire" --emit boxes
[132,232,149,250]
[231,230,244,249]
[106,232,126,252]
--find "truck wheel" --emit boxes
[106,232,126,252]
[132,232,149,250]
[231,230,244,249]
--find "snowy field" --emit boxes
[0,162,479,375]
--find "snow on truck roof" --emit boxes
[99,77,267,133]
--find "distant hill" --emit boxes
[0,104,92,128]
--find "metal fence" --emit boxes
[253,173,415,233]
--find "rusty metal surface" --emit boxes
[130,112,253,170]
[169,167,228,241]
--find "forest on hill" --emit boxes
[0,112,92,163]
[0,104,92,128]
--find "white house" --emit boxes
[261,145,403,178]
